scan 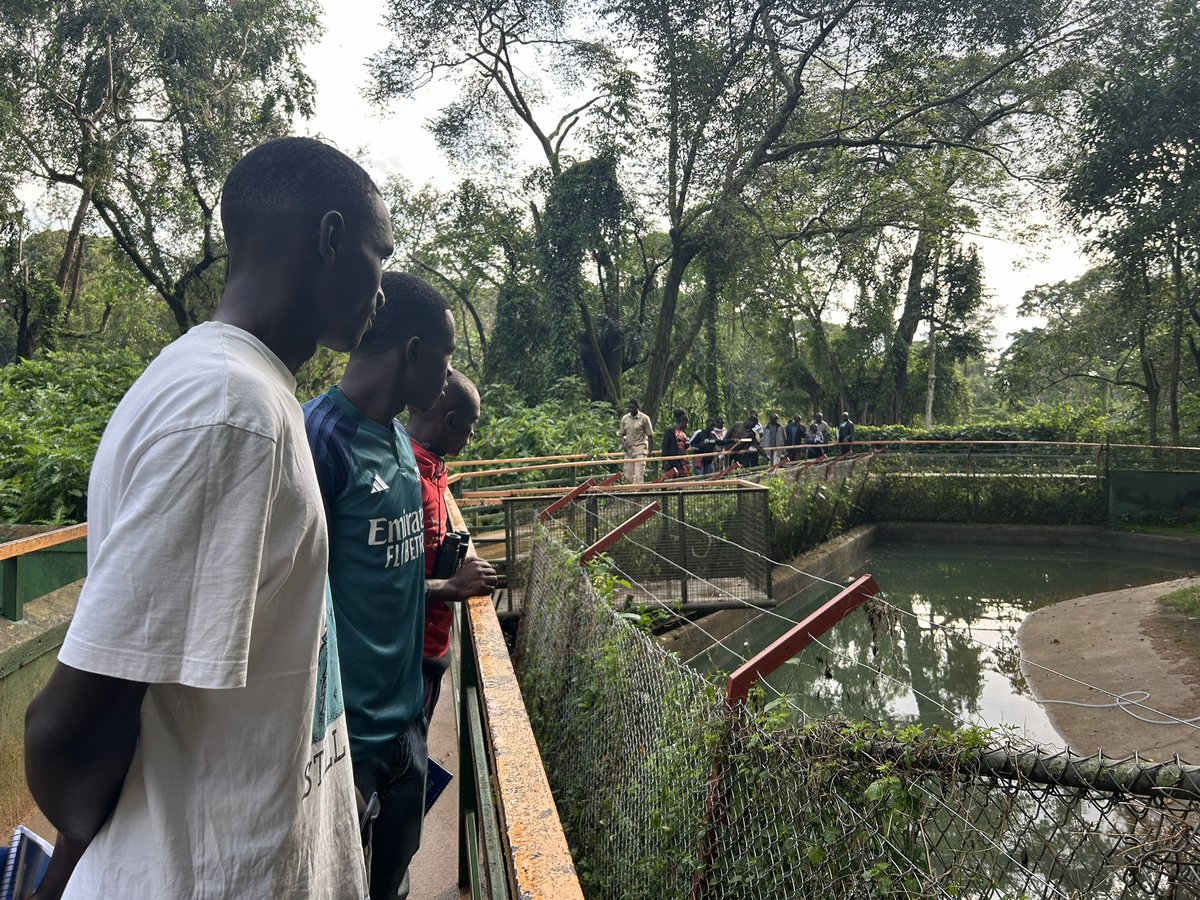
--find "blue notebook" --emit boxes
[0,825,53,900]
[425,759,453,814]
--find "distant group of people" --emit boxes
[619,401,855,481]
[25,138,498,900]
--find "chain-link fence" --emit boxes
[504,482,772,611]
[516,532,1200,899]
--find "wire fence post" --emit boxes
[677,492,689,606]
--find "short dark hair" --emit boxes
[220,137,380,263]
[355,272,451,356]
[443,370,480,417]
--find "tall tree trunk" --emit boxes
[924,314,937,429]
[702,266,721,419]
[598,247,623,401]
[1137,323,1160,444]
[14,232,33,360]
[1168,247,1185,445]
[1169,306,1182,446]
[55,182,92,291]
[885,229,935,424]
[62,234,86,326]
[642,237,698,419]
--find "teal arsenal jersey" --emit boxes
[304,386,425,763]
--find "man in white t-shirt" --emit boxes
[24,137,392,899]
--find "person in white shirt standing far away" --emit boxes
[619,399,654,483]
[23,136,392,900]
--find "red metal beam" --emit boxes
[707,461,740,481]
[579,502,660,565]
[595,472,624,488]
[537,477,597,523]
[725,574,881,707]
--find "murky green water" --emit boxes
[691,542,1198,746]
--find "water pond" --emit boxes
[690,542,1198,746]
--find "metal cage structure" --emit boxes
[503,481,773,611]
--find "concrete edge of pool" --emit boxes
[659,523,1200,762]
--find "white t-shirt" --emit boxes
[58,322,367,899]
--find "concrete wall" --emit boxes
[0,578,79,836]
[659,525,881,662]
[660,523,1199,664]
[874,522,1200,560]
[1110,470,1200,525]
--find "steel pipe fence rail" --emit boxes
[516,532,1200,900]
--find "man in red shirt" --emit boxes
[406,371,498,720]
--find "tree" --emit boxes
[922,242,989,427]
[998,268,1165,441]
[376,0,1111,419]
[1063,0,1200,444]
[0,0,318,333]
[372,0,645,405]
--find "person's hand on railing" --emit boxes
[446,557,498,602]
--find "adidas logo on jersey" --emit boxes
[370,473,390,493]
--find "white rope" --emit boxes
[594,491,1200,734]
[871,596,1200,733]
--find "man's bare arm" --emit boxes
[427,556,498,603]
[25,663,148,897]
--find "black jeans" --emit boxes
[422,655,450,723]
[354,719,428,900]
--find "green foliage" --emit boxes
[0,0,319,330]
[1160,584,1200,617]
[855,403,1117,444]
[485,280,560,403]
[464,376,618,487]
[0,351,144,523]
[766,462,875,561]
[862,463,1107,526]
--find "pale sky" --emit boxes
[301,2,1093,348]
[23,0,1093,351]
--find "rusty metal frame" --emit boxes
[537,477,597,522]
[1,523,88,621]
[0,523,87,561]
[708,461,740,481]
[448,494,586,900]
[579,502,660,565]
[725,574,881,707]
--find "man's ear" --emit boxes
[318,210,346,267]
[444,409,457,432]
[404,334,422,366]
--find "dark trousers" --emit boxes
[354,719,429,900]
[422,655,450,723]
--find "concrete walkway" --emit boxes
[1019,576,1200,763]
[411,666,470,900]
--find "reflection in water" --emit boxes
[691,543,1197,746]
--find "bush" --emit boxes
[460,376,619,488]
[765,459,875,560]
[861,471,1107,526]
[855,402,1119,445]
[0,351,145,523]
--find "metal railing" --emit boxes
[0,523,88,621]
[447,493,585,900]
[501,480,774,613]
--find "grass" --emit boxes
[1114,520,1200,538]
[1161,584,1200,617]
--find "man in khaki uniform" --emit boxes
[619,399,654,483]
